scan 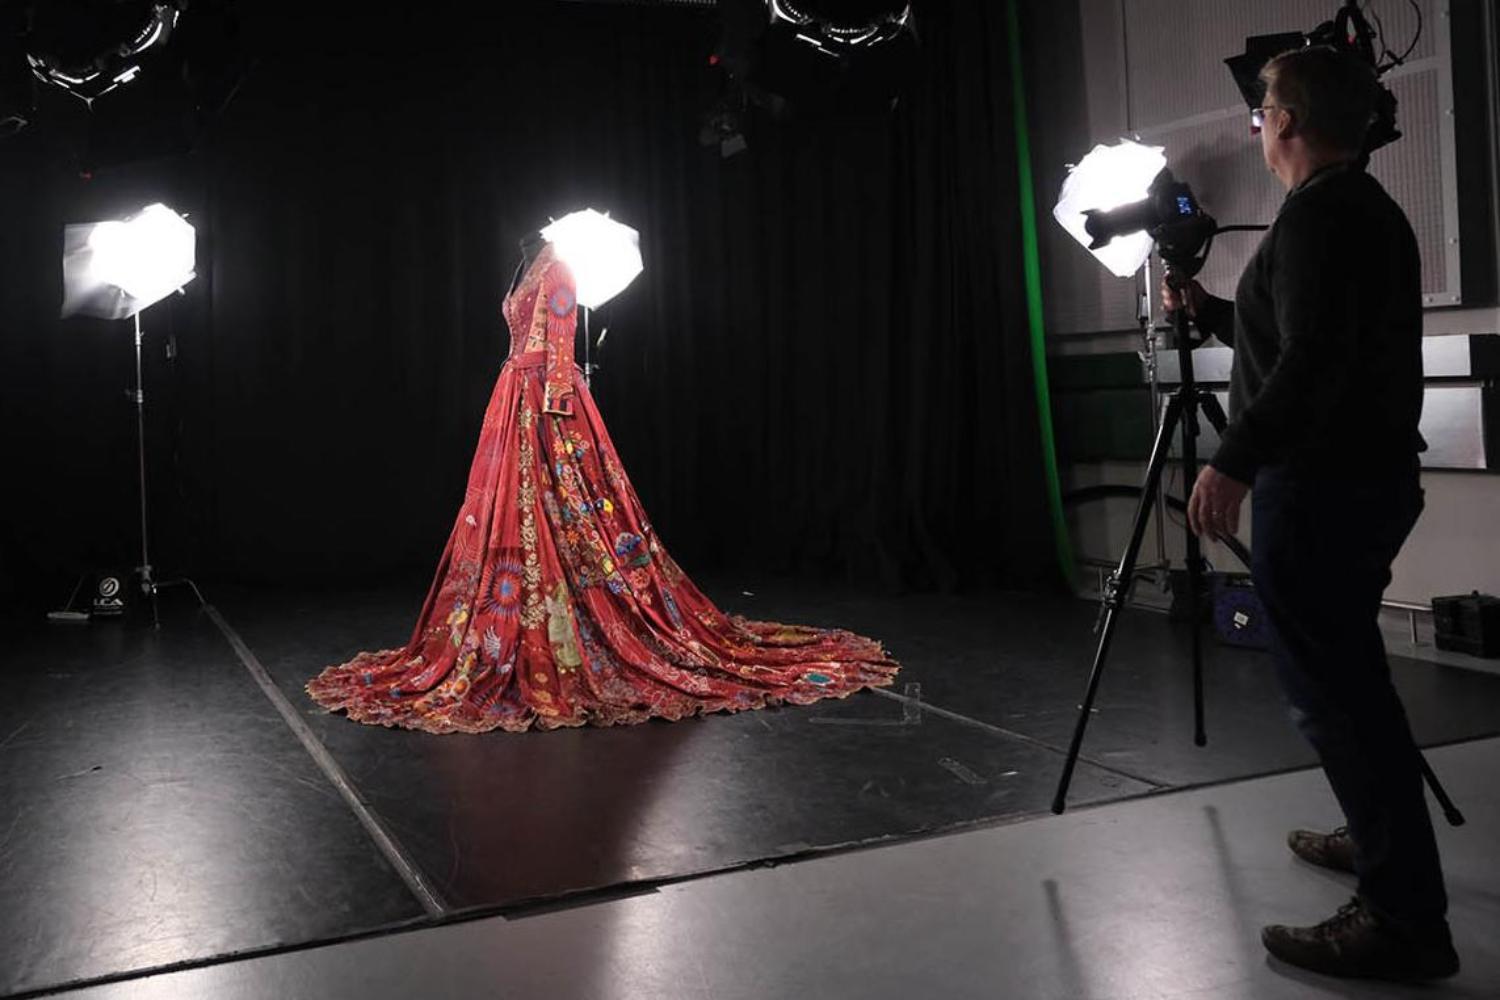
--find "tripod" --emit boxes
[1049,268,1465,827]
[1050,269,1221,812]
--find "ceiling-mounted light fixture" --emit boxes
[768,0,912,56]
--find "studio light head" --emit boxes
[538,209,643,310]
[1225,0,1407,156]
[62,202,196,321]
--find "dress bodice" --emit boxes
[500,241,579,416]
[502,243,557,356]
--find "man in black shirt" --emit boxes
[1164,47,1457,982]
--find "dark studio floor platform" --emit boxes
[4,576,1500,997]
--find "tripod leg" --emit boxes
[1185,499,1208,747]
[1178,381,1208,747]
[1198,389,1229,435]
[1053,393,1186,814]
[1190,386,1256,569]
[1417,751,1466,826]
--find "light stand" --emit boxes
[60,202,206,629]
[131,313,153,614]
[1138,256,1171,586]
[129,308,207,629]
[580,307,611,389]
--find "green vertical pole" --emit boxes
[1006,0,1076,589]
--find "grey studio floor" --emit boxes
[51,737,1500,1000]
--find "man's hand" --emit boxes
[1161,276,1207,318]
[1187,465,1250,540]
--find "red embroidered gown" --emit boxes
[307,243,899,733]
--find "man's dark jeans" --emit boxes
[1251,462,1447,928]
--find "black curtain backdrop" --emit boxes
[0,0,1059,608]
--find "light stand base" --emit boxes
[138,571,209,630]
[47,574,90,623]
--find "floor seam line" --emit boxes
[203,604,450,917]
[867,687,1168,790]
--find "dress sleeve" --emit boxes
[539,258,578,417]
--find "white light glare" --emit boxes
[1052,139,1166,278]
[87,203,196,303]
[540,209,643,310]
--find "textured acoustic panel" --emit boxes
[1040,213,1141,336]
[1123,0,1435,132]
[1124,0,1339,131]
[1038,0,1140,336]
[1101,0,1455,310]
[1368,67,1454,299]
[1141,67,1453,301]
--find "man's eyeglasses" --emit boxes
[1250,104,1291,135]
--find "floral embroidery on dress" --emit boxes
[447,601,471,647]
[481,551,526,618]
[548,285,575,316]
[614,532,650,568]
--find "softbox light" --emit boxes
[1052,139,1166,278]
[540,209,643,309]
[62,202,196,320]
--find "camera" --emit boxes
[1082,168,1216,269]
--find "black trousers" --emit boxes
[1251,463,1447,927]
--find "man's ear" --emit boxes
[1277,108,1298,141]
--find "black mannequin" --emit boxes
[507,232,546,297]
